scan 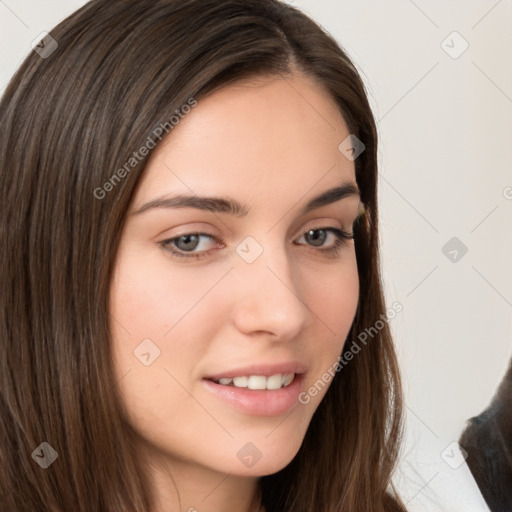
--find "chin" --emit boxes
[227,437,304,477]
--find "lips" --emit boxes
[202,372,305,416]
[202,361,307,415]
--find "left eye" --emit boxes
[296,228,348,247]
[159,227,353,260]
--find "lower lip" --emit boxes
[202,374,305,416]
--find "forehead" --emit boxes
[132,73,356,210]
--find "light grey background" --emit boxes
[2,1,511,510]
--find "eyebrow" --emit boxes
[132,182,360,217]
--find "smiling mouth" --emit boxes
[207,373,295,390]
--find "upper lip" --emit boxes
[204,361,307,380]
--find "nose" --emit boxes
[229,241,314,340]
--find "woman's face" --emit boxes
[110,72,361,478]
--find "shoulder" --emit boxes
[460,398,512,511]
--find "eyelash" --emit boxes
[159,227,354,261]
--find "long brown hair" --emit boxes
[0,1,405,510]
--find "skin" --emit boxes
[109,71,361,512]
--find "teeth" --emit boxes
[266,374,282,390]
[213,373,295,390]
[247,375,266,390]
[283,373,294,386]
[233,376,248,387]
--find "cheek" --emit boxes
[107,246,228,416]
[108,249,229,438]
[109,244,229,342]
[299,253,359,397]
[302,253,359,336]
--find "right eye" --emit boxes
[159,232,223,260]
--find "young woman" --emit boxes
[0,1,406,511]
